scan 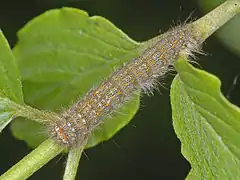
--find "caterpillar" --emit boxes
[47,23,202,148]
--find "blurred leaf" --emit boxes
[0,30,24,132]
[171,59,240,179]
[199,0,240,56]
[11,7,140,148]
[10,117,46,147]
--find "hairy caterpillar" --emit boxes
[47,23,202,148]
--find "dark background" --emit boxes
[0,0,239,180]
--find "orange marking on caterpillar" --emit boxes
[171,39,179,48]
[105,100,111,107]
[58,127,68,142]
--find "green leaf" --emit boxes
[10,117,46,148]
[171,59,240,179]
[0,30,24,132]
[11,7,140,148]
[199,0,240,56]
